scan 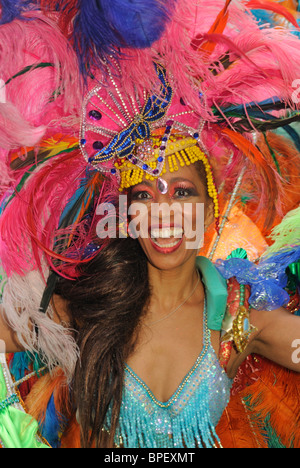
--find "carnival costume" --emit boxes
[0,0,299,448]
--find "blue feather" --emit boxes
[9,351,45,381]
[9,352,32,381]
[58,167,96,228]
[0,0,23,24]
[74,0,177,74]
[250,8,275,27]
[41,394,65,448]
[101,0,177,48]
[222,97,283,115]
[0,0,35,24]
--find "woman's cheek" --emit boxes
[128,202,151,240]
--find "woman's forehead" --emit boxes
[133,164,202,189]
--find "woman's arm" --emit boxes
[251,307,300,372]
[0,295,70,354]
[0,305,23,353]
[227,307,300,378]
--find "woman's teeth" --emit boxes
[150,227,183,247]
[151,227,183,238]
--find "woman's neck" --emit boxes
[145,254,203,322]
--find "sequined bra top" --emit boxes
[105,259,233,448]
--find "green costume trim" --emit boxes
[0,355,49,449]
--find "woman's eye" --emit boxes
[131,191,152,200]
[174,188,194,198]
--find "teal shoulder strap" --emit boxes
[196,256,228,331]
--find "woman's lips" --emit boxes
[148,226,184,253]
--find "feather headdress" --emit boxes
[0,0,178,76]
[0,0,300,377]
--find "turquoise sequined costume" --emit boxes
[104,257,233,448]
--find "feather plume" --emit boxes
[218,357,300,448]
[0,149,84,276]
[1,270,79,379]
[221,128,281,228]
[241,132,300,236]
[25,367,71,447]
[216,393,268,448]
[265,206,300,253]
[0,12,81,139]
[0,139,117,279]
[33,0,177,76]
[192,0,233,54]
[0,101,46,149]
[241,359,300,448]
[246,0,300,28]
[0,0,33,24]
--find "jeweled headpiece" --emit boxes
[79,61,220,223]
[79,62,209,177]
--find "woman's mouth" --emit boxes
[149,227,184,253]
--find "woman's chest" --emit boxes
[126,319,221,403]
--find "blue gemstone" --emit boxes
[111,168,117,174]
[142,164,148,170]
[243,318,250,332]
[157,156,163,163]
[81,139,87,145]
[193,133,199,139]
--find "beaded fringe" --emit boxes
[108,378,223,449]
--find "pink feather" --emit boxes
[0,151,85,277]
[0,102,46,149]
[0,12,81,138]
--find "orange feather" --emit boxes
[240,359,300,448]
[25,369,70,425]
[192,0,233,54]
[222,128,280,229]
[216,394,268,448]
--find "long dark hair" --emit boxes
[55,236,150,448]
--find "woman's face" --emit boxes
[128,163,214,271]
